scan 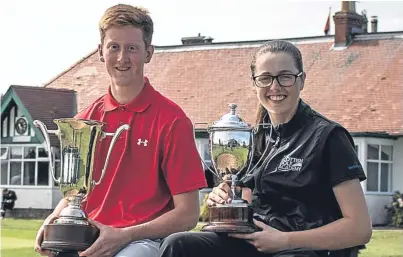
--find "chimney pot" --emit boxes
[371,16,378,33]
[341,1,356,13]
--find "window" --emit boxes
[53,147,61,186]
[0,145,59,187]
[366,144,393,192]
[195,138,212,170]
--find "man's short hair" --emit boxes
[99,4,154,47]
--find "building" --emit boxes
[2,2,402,224]
[1,86,76,217]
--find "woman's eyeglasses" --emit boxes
[252,72,303,88]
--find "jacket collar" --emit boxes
[264,99,313,139]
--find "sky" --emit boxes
[1,0,403,95]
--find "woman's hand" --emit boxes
[229,219,290,253]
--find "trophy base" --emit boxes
[201,201,258,234]
[41,223,99,253]
[201,222,257,233]
[54,252,80,257]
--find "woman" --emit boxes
[158,40,372,257]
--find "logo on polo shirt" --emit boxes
[137,138,148,146]
[278,156,303,172]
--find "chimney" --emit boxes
[181,33,214,45]
[333,1,363,47]
[371,16,378,33]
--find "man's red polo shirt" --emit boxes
[74,77,207,228]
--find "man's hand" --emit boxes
[228,219,290,253]
[34,214,58,256]
[206,182,233,207]
[78,219,131,257]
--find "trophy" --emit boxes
[33,118,130,254]
[196,103,262,233]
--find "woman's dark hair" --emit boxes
[251,40,304,155]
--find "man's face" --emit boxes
[99,26,153,88]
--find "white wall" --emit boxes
[365,194,392,225]
[52,188,63,208]
[8,187,55,209]
[7,187,62,209]
[393,137,403,192]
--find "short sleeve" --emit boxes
[161,117,208,195]
[323,127,366,187]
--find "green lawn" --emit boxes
[1,218,43,257]
[359,230,403,257]
[1,219,402,257]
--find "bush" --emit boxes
[385,191,403,228]
[199,194,210,222]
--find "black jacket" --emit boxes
[242,100,366,233]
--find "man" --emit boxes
[34,4,207,257]
[1,188,17,219]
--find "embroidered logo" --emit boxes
[137,139,148,146]
[278,156,303,172]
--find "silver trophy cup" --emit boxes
[196,103,259,233]
[33,118,130,253]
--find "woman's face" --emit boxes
[253,52,305,118]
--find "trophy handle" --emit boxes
[93,124,130,186]
[33,120,60,183]
[193,122,222,180]
[244,132,255,175]
[243,122,273,178]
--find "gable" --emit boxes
[1,89,44,144]
[1,86,77,146]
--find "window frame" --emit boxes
[0,144,60,188]
[195,137,212,170]
[353,137,395,195]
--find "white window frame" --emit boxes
[0,144,60,188]
[352,137,394,195]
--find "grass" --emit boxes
[359,230,403,257]
[1,219,402,257]
[1,218,43,257]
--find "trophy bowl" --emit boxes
[34,118,130,253]
[199,103,259,234]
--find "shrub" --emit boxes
[385,191,403,228]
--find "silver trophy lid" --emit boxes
[210,103,250,129]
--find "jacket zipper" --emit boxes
[257,134,281,192]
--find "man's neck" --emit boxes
[110,78,145,105]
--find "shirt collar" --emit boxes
[104,77,153,113]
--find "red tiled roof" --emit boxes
[44,33,403,135]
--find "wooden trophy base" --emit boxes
[54,252,80,257]
[41,223,99,253]
[201,201,258,233]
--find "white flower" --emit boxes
[398,198,403,208]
